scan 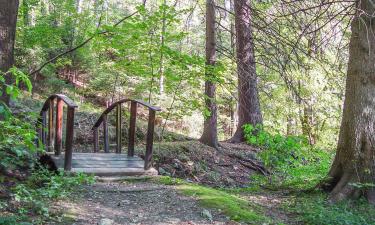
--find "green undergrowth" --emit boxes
[284,192,375,225]
[153,176,271,224]
[243,124,333,190]
[0,169,95,224]
[153,176,375,225]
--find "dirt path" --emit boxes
[52,181,233,225]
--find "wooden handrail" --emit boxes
[91,99,161,170]
[37,94,77,171]
[40,94,78,111]
[92,99,161,128]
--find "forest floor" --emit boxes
[49,180,230,225]
[47,177,291,225]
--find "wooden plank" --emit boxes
[64,107,75,171]
[70,167,158,176]
[55,98,63,155]
[71,161,144,165]
[71,164,144,168]
[71,159,144,164]
[70,153,142,158]
[116,104,122,153]
[71,164,144,169]
[128,101,137,157]
[49,153,142,160]
[103,114,109,153]
[144,109,156,170]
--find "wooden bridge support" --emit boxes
[144,109,156,170]
[93,128,99,153]
[48,99,55,151]
[103,114,109,153]
[37,94,77,171]
[128,101,137,157]
[116,104,122,153]
[64,107,75,171]
[55,99,63,155]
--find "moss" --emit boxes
[155,176,184,185]
[177,183,270,224]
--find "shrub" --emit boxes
[13,169,95,220]
[243,124,333,189]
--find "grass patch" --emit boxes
[155,176,184,185]
[177,183,270,224]
[284,192,375,225]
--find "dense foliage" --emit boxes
[243,124,332,189]
[11,0,350,143]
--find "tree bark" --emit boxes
[0,0,19,106]
[322,0,375,204]
[200,0,218,148]
[229,0,262,143]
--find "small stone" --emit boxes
[98,218,114,225]
[121,200,130,204]
[201,209,213,222]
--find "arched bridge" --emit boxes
[37,94,161,176]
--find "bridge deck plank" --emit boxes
[48,153,157,176]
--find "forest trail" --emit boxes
[50,180,231,225]
[47,178,293,225]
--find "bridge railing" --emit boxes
[91,99,161,170]
[37,94,78,171]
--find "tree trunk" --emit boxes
[200,0,218,148]
[322,0,375,204]
[229,0,262,143]
[301,103,316,145]
[0,0,19,106]
[158,0,167,94]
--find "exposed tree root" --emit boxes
[318,169,375,205]
[226,152,269,175]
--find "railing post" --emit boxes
[64,107,75,171]
[116,104,122,153]
[55,98,63,156]
[103,114,109,153]
[128,101,137,157]
[48,99,55,152]
[144,109,156,170]
[93,128,99,153]
[41,110,47,148]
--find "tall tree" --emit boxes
[322,0,375,204]
[230,0,262,143]
[0,0,20,106]
[200,0,218,148]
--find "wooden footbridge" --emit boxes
[37,94,161,176]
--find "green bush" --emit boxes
[0,67,39,172]
[243,124,333,189]
[13,169,95,219]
